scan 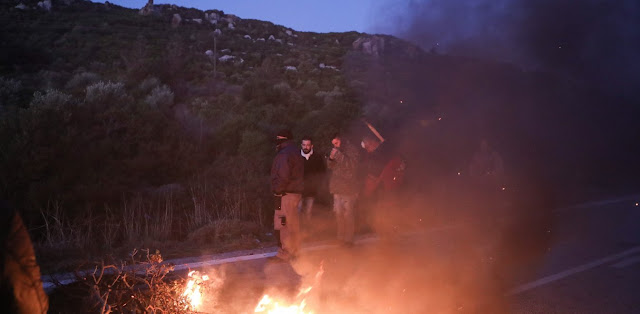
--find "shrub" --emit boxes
[144,85,174,110]
[138,76,161,94]
[84,81,132,108]
[0,77,22,107]
[65,72,101,92]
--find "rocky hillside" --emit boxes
[0,0,425,234]
[1,0,633,250]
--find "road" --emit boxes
[46,195,640,313]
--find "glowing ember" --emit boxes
[182,270,209,310]
[254,262,324,314]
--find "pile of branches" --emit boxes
[75,249,197,313]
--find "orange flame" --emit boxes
[182,270,209,310]
[254,262,324,314]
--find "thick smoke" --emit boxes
[375,0,640,98]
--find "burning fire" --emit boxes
[254,294,310,314]
[182,270,210,310]
[254,262,324,314]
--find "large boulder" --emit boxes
[171,13,182,28]
[37,0,52,11]
[138,0,153,16]
[352,36,386,57]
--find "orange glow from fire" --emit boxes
[182,270,209,310]
[254,262,324,314]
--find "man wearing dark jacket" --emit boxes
[271,129,304,261]
[299,136,326,224]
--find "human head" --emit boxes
[275,129,293,149]
[361,134,381,153]
[331,133,342,148]
[301,136,313,154]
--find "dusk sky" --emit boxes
[94,0,382,33]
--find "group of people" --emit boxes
[270,127,406,261]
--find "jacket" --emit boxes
[327,141,360,195]
[302,150,326,197]
[271,141,304,194]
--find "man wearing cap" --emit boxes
[271,129,304,260]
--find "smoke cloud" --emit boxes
[374,0,640,98]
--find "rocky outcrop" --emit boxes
[37,0,52,11]
[171,13,181,28]
[352,36,385,57]
[204,12,220,24]
[218,55,235,62]
[222,14,239,24]
[139,0,153,16]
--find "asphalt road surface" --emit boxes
[159,195,640,313]
[45,194,640,313]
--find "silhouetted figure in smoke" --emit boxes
[326,133,360,246]
[271,129,304,261]
[0,201,48,313]
[360,122,407,237]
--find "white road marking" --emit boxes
[554,194,640,213]
[611,255,640,268]
[507,246,640,295]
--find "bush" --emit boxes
[65,71,101,92]
[138,76,161,94]
[144,85,174,110]
[84,81,132,108]
[0,77,22,107]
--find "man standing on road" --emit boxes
[327,133,360,246]
[360,123,406,237]
[299,136,326,225]
[271,129,304,261]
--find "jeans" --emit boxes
[298,196,315,221]
[333,194,357,243]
